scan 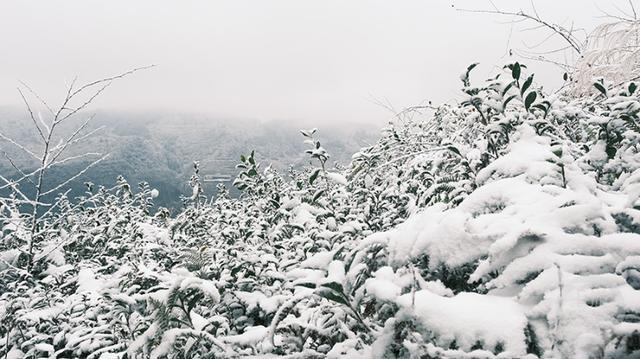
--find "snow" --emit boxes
[77,268,107,293]
[235,291,286,314]
[475,126,558,185]
[191,311,209,331]
[0,249,20,269]
[34,343,54,354]
[150,188,159,198]
[223,325,269,345]
[397,290,529,355]
[5,349,24,359]
[364,267,402,301]
[326,172,348,186]
[324,260,346,284]
[299,250,335,269]
[421,279,455,297]
[137,222,170,245]
[291,203,318,227]
[361,203,482,269]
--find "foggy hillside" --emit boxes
[0,108,378,211]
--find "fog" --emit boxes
[0,0,617,125]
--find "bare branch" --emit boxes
[51,65,154,128]
[3,152,36,188]
[67,65,155,101]
[56,83,111,124]
[613,1,635,19]
[0,131,40,161]
[48,115,100,164]
[17,88,46,141]
[66,76,78,102]
[0,173,36,205]
[513,49,575,71]
[522,28,562,50]
[41,153,110,196]
[0,167,42,190]
[458,6,583,54]
[18,81,55,117]
[50,152,101,167]
[595,2,638,22]
[523,42,574,55]
[14,66,153,272]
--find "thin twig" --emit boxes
[17,88,46,141]
[458,6,583,53]
[18,81,55,116]
[41,153,110,196]
[3,152,36,188]
[0,131,39,160]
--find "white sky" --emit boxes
[0,1,631,125]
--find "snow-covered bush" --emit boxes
[573,19,640,95]
[2,51,640,359]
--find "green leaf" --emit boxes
[502,81,515,96]
[563,72,568,81]
[629,82,637,95]
[312,189,325,202]
[309,168,321,185]
[532,104,547,111]
[521,74,534,95]
[248,168,257,177]
[240,154,246,162]
[512,62,521,80]
[321,281,345,294]
[461,62,479,86]
[606,144,617,159]
[525,91,537,111]
[533,101,552,117]
[621,114,640,134]
[447,146,461,157]
[503,94,517,109]
[316,288,348,306]
[296,282,316,289]
[231,264,245,276]
[593,82,607,97]
[187,292,204,312]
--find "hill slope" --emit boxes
[0,110,377,211]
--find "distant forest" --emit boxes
[0,108,377,212]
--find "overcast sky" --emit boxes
[0,1,629,126]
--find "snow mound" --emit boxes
[397,290,528,356]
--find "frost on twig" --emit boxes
[0,66,153,271]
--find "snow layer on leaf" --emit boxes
[476,125,559,185]
[77,268,107,293]
[326,172,348,186]
[397,290,528,355]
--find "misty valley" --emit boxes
[0,108,376,212]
